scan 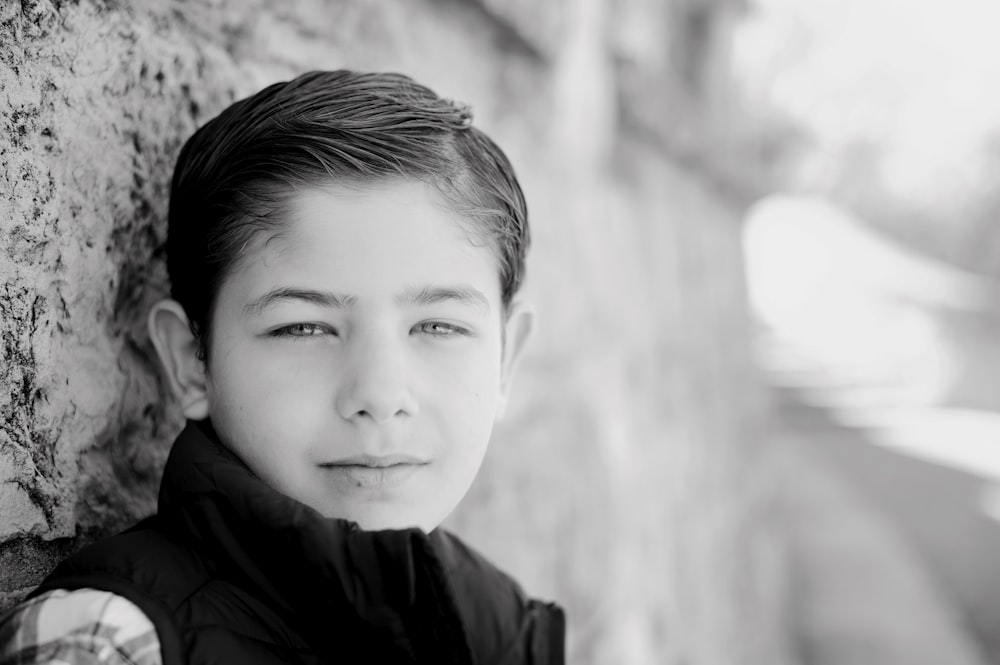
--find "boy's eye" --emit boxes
[271,323,336,338]
[412,321,470,337]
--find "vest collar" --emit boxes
[156,421,485,663]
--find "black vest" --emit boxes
[33,422,565,664]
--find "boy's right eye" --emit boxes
[270,323,337,338]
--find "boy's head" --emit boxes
[149,70,533,531]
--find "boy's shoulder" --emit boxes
[33,515,312,664]
[30,515,199,664]
[432,530,566,663]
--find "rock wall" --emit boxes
[0,1,788,662]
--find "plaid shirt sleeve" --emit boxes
[0,588,161,665]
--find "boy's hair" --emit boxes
[167,70,529,358]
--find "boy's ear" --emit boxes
[496,301,534,420]
[148,299,210,420]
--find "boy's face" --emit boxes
[196,180,529,531]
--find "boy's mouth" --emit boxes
[319,455,429,489]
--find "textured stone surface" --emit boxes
[0,1,787,662]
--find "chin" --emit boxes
[331,507,438,533]
[353,517,432,533]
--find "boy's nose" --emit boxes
[334,337,418,424]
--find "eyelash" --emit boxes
[270,323,336,338]
[412,321,471,338]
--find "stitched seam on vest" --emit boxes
[173,577,214,610]
[189,625,315,655]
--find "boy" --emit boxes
[0,70,565,664]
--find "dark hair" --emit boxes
[167,70,529,358]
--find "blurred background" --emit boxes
[2,0,1000,663]
[737,1,1000,663]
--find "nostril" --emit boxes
[349,407,411,422]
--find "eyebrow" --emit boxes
[243,288,357,316]
[397,286,490,314]
[243,285,490,316]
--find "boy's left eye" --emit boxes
[270,322,336,338]
[412,321,469,337]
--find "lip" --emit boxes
[325,454,428,468]
[318,455,428,490]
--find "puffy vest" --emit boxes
[32,422,565,664]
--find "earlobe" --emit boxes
[496,301,534,420]
[147,299,210,420]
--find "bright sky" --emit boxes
[733,0,1000,212]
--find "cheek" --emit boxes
[208,342,332,433]
[425,348,504,433]
[425,337,502,390]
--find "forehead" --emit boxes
[230,180,501,300]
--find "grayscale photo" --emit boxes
[1,1,997,664]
